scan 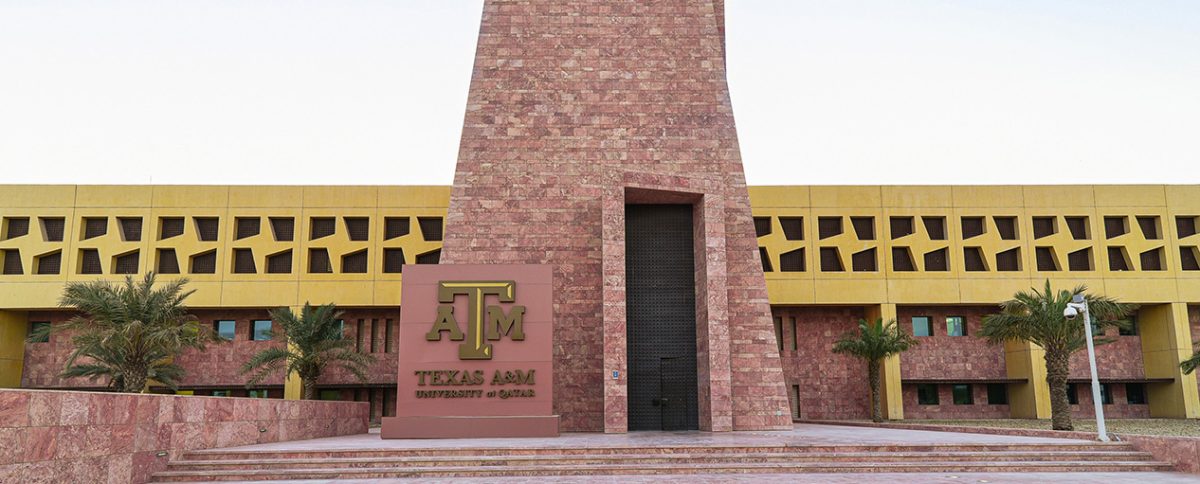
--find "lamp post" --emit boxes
[1067,294,1108,442]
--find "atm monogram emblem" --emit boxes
[425,281,526,360]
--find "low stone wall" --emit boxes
[809,419,1200,473]
[0,388,369,483]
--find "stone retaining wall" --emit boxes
[0,388,368,483]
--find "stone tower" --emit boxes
[441,0,792,432]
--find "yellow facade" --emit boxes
[2,184,1198,417]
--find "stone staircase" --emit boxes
[149,441,1172,481]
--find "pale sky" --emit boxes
[1,1,1197,186]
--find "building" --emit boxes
[1,184,1199,427]
[2,0,1198,432]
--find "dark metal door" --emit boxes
[625,204,699,431]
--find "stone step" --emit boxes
[148,460,1175,482]
[181,442,1136,460]
[165,450,1157,471]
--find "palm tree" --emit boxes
[1182,349,1200,375]
[28,272,216,393]
[832,318,918,422]
[240,303,375,400]
[979,281,1133,431]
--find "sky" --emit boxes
[0,1,1197,186]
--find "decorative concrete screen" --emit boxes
[382,264,557,438]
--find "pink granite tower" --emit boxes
[440,0,792,432]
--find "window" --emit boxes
[779,217,804,240]
[1065,216,1090,240]
[1067,248,1092,271]
[789,385,801,420]
[214,320,236,341]
[319,389,341,401]
[1067,384,1079,405]
[917,384,939,405]
[946,316,966,337]
[384,217,410,240]
[911,316,932,337]
[266,250,292,274]
[963,247,986,272]
[850,217,874,240]
[1120,315,1139,336]
[753,217,772,237]
[890,216,914,239]
[1035,247,1059,271]
[789,317,798,351]
[342,250,368,273]
[851,248,876,272]
[383,248,406,273]
[1032,216,1056,239]
[961,217,985,239]
[779,248,805,272]
[79,249,102,274]
[1108,247,1131,271]
[987,383,1008,405]
[345,217,370,241]
[817,217,842,239]
[1177,216,1198,238]
[1100,383,1114,405]
[924,248,949,271]
[235,217,260,240]
[248,389,269,399]
[758,247,773,272]
[211,390,231,397]
[309,249,332,273]
[1104,216,1128,239]
[1140,248,1164,271]
[2,250,22,275]
[336,319,346,340]
[233,248,256,274]
[952,384,973,405]
[310,217,336,240]
[1137,216,1161,240]
[773,317,784,352]
[157,249,180,274]
[995,248,1020,272]
[923,217,946,240]
[29,321,51,343]
[83,217,107,239]
[118,217,142,241]
[190,250,217,274]
[418,217,444,241]
[1181,247,1200,271]
[35,251,61,275]
[993,216,1018,240]
[1126,383,1147,405]
[114,251,139,274]
[195,217,219,241]
[40,217,65,242]
[892,247,915,272]
[384,318,395,353]
[160,217,184,240]
[3,217,29,239]
[269,217,294,241]
[251,320,272,341]
[416,249,441,264]
[819,247,843,272]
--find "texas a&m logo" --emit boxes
[425,281,526,360]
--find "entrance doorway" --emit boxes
[625,204,699,431]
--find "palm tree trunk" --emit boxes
[302,377,318,400]
[867,359,882,423]
[122,364,148,393]
[1044,347,1073,431]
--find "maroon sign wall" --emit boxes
[381,264,558,438]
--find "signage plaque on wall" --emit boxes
[381,264,558,439]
